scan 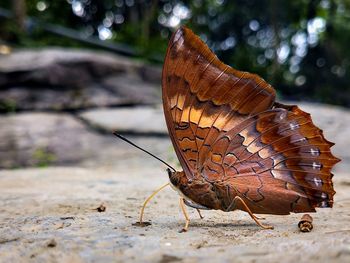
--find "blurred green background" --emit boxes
[1,0,349,106]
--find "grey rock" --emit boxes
[136,63,162,83]
[79,106,167,134]
[0,112,103,168]
[0,48,161,111]
[0,111,173,169]
[102,75,161,105]
[0,166,349,262]
[0,48,139,74]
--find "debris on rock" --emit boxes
[298,214,313,232]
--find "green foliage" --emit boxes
[32,147,56,168]
[0,99,16,112]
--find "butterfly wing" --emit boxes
[162,27,339,214]
[203,104,339,214]
[162,27,276,178]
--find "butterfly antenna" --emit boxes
[113,132,176,172]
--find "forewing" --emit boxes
[162,27,276,178]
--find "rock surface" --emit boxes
[0,111,174,169]
[0,112,103,168]
[0,167,349,263]
[0,48,161,111]
[0,48,161,83]
[79,106,167,134]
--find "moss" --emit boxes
[0,99,17,113]
[32,148,56,168]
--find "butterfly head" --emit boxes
[166,168,185,189]
[167,168,210,210]
[167,168,178,186]
[167,168,192,199]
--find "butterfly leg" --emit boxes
[231,196,274,230]
[179,197,190,232]
[139,183,170,225]
[196,209,204,219]
[252,215,266,220]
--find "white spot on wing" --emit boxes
[312,162,321,170]
[313,177,322,187]
[291,137,307,144]
[310,148,320,156]
[276,111,287,121]
[289,123,299,130]
[320,201,328,207]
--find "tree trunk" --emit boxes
[12,0,26,31]
[142,0,159,42]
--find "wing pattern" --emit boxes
[202,105,339,213]
[162,27,339,214]
[162,27,276,177]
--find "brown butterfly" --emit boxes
[116,26,340,231]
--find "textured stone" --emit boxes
[0,166,349,263]
[0,48,160,111]
[79,106,167,134]
[0,112,102,168]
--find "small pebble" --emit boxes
[132,221,152,227]
[95,204,106,212]
[47,239,57,248]
[298,214,313,232]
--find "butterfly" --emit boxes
[116,26,340,231]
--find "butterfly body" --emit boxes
[168,165,322,215]
[162,27,340,218]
